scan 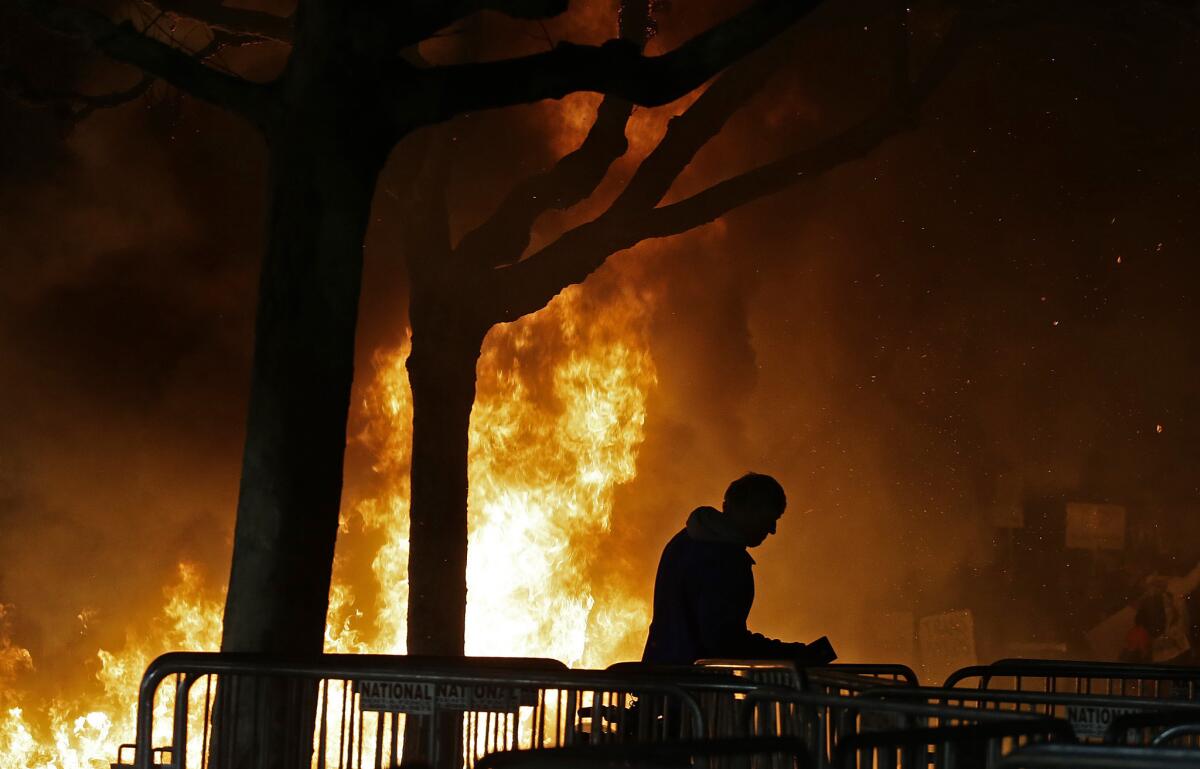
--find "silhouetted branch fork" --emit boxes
[144,0,294,43]
[1,26,258,123]
[604,31,793,222]
[414,0,823,121]
[453,1,654,270]
[453,96,633,269]
[391,0,571,49]
[491,2,990,323]
[11,0,272,125]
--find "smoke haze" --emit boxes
[2,0,1200,706]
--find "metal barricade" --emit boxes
[743,688,1070,769]
[994,744,1200,768]
[806,669,917,699]
[694,660,806,689]
[693,661,919,694]
[945,661,1200,701]
[131,652,733,769]
[1105,710,1200,748]
[819,666,920,687]
[474,737,815,769]
[859,685,1200,746]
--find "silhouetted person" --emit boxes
[642,472,837,666]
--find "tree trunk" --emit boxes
[221,118,384,656]
[401,319,484,769]
[405,323,484,657]
[212,84,387,767]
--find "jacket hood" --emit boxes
[686,506,749,547]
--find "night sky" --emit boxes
[3,0,1200,678]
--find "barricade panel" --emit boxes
[945,660,1200,701]
[473,737,815,769]
[131,653,734,769]
[861,685,1200,746]
[995,744,1200,769]
[741,687,1069,769]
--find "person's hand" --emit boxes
[796,636,836,666]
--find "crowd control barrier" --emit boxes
[994,744,1200,769]
[1104,709,1200,748]
[130,653,755,769]
[858,685,1200,745]
[741,687,1070,769]
[693,660,806,689]
[692,661,919,694]
[805,667,918,699]
[474,737,815,769]
[946,661,1200,701]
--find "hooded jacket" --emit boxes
[642,506,815,665]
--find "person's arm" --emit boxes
[689,552,836,664]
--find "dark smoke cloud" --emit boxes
[2,0,1200,698]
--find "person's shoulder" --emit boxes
[674,531,751,565]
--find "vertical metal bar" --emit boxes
[532,691,543,750]
[354,690,365,769]
[170,673,188,769]
[317,679,329,769]
[390,712,400,769]
[201,675,213,769]
[373,712,384,769]
[564,689,577,747]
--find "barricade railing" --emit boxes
[858,685,1200,745]
[945,660,1200,700]
[474,737,815,769]
[805,668,917,699]
[994,744,1200,768]
[694,660,806,689]
[1105,709,1200,748]
[820,665,919,687]
[742,687,1070,769]
[692,661,919,694]
[132,653,744,769]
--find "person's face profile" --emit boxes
[746,506,784,547]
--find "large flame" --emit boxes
[0,262,658,766]
[0,565,222,769]
[345,278,657,665]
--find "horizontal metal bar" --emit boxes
[995,744,1200,769]
[861,685,1200,712]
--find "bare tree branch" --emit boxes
[146,0,294,43]
[399,0,569,48]
[491,3,985,322]
[452,0,655,270]
[403,129,455,291]
[403,0,824,126]
[452,97,633,269]
[1,65,156,124]
[2,27,260,125]
[12,0,273,126]
[636,3,975,238]
[603,28,793,221]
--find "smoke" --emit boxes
[1,0,1200,713]
[0,55,262,702]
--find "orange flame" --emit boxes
[1,151,661,768]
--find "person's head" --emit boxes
[721,473,787,547]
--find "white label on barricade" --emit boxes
[1065,705,1138,739]
[356,681,530,714]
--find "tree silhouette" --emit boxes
[9,0,986,664]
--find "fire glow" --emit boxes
[0,275,657,766]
